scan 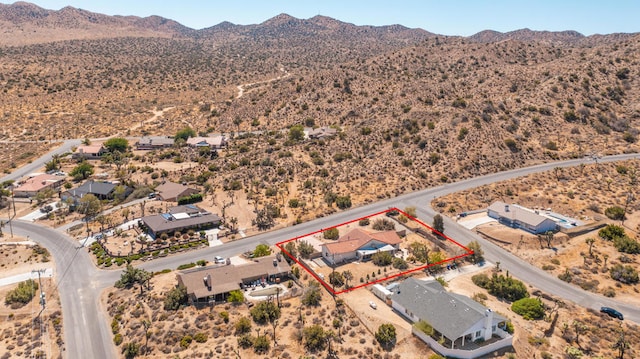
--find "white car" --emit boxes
[214,256,226,264]
[369,301,377,309]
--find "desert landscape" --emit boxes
[1,2,639,359]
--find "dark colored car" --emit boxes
[600,306,624,320]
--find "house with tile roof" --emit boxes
[321,228,403,265]
[13,173,64,198]
[392,277,512,358]
[488,201,557,234]
[72,143,106,160]
[176,254,291,304]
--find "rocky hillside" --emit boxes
[0,2,639,195]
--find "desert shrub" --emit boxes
[122,342,140,359]
[511,298,545,320]
[163,285,188,310]
[558,269,573,283]
[613,236,640,254]
[598,224,625,241]
[4,279,38,307]
[297,240,314,258]
[335,195,352,209]
[177,262,196,270]
[602,287,616,297]
[253,335,270,353]
[237,334,254,348]
[392,257,408,270]
[253,244,271,258]
[235,316,252,335]
[193,332,208,343]
[372,218,395,231]
[323,227,339,240]
[328,271,345,287]
[358,218,370,226]
[609,264,639,284]
[303,325,327,352]
[113,333,123,346]
[227,290,244,304]
[604,206,626,220]
[371,251,393,266]
[472,273,528,301]
[220,311,230,323]
[180,335,193,348]
[472,293,488,305]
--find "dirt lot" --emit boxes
[0,238,64,359]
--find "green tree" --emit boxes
[392,257,408,270]
[467,241,484,263]
[253,334,270,353]
[164,285,188,310]
[599,224,626,241]
[77,194,102,219]
[409,242,429,263]
[70,161,94,180]
[104,137,129,153]
[511,298,545,320]
[115,265,152,295]
[432,214,444,234]
[302,325,327,352]
[297,240,314,258]
[175,127,196,142]
[227,290,244,304]
[328,271,344,287]
[605,206,626,220]
[288,124,305,142]
[323,227,339,240]
[253,244,272,258]
[302,283,322,306]
[250,300,281,325]
[375,323,397,350]
[372,218,395,231]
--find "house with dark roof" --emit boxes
[61,181,125,201]
[155,181,199,202]
[321,228,403,265]
[392,278,512,358]
[13,173,64,198]
[135,136,175,150]
[488,201,557,234]
[176,255,291,303]
[140,205,221,239]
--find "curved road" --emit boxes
[6,152,640,359]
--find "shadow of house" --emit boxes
[140,204,221,239]
[177,255,291,304]
[391,278,512,358]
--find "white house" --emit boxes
[321,228,402,265]
[392,277,512,358]
[487,201,558,234]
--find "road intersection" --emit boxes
[2,148,639,359]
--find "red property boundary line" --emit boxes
[275,207,474,296]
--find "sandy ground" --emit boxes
[0,238,63,359]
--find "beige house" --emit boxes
[72,143,105,160]
[13,174,64,198]
[155,181,199,202]
[321,228,402,265]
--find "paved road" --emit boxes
[7,152,640,359]
[0,139,81,183]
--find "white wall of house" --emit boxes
[321,247,356,264]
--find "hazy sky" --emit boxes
[2,0,638,36]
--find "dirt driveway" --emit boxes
[341,287,412,341]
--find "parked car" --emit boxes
[369,301,377,309]
[214,256,226,264]
[600,306,624,320]
[40,205,53,213]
